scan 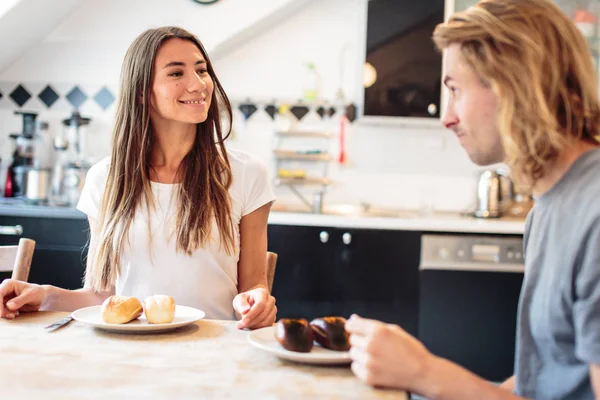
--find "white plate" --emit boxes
[248,326,351,365]
[71,305,205,333]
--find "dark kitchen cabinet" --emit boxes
[0,216,89,290]
[268,224,421,336]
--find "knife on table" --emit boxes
[44,315,74,332]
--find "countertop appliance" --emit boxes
[474,169,514,218]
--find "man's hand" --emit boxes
[346,314,435,391]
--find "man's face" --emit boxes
[442,44,504,166]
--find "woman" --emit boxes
[0,26,277,330]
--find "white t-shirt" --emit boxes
[76,149,276,320]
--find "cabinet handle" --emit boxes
[0,225,23,236]
[319,231,329,243]
[342,232,352,245]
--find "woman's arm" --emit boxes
[233,202,276,329]
[2,217,113,317]
[237,203,271,292]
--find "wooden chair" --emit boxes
[0,238,36,282]
[267,251,278,293]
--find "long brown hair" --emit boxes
[88,26,234,291]
[433,0,600,186]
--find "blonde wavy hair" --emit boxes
[433,0,600,186]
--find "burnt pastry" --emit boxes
[275,318,314,352]
[310,316,351,351]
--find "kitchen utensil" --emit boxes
[45,315,74,332]
[474,169,514,218]
[49,136,69,206]
[24,167,51,204]
[63,163,90,207]
[71,305,205,333]
[247,326,351,365]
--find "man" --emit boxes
[346,0,600,398]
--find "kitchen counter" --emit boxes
[0,201,86,219]
[0,202,526,235]
[268,211,525,235]
[0,312,408,399]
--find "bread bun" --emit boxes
[143,295,176,324]
[101,296,143,324]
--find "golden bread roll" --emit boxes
[101,296,143,324]
[143,295,176,324]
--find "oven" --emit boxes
[417,233,524,382]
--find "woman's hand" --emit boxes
[0,279,48,319]
[235,202,275,330]
[232,287,277,329]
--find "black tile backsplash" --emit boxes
[0,81,359,123]
[66,86,87,109]
[9,84,31,107]
[93,87,115,110]
[38,85,59,108]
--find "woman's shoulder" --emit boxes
[85,156,111,185]
[226,148,268,177]
[226,148,258,165]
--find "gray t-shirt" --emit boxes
[515,147,600,399]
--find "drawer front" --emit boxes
[0,247,88,290]
[0,216,89,247]
[29,248,88,290]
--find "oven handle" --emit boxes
[420,261,524,273]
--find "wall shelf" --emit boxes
[275,130,334,139]
[274,177,331,186]
[273,149,332,162]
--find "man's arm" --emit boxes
[423,357,524,400]
[346,315,527,400]
[590,365,600,397]
[499,375,515,391]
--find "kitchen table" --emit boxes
[0,312,408,399]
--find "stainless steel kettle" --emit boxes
[474,169,514,218]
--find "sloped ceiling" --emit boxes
[0,0,314,76]
[0,0,85,74]
[209,0,313,61]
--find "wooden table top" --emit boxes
[0,311,408,399]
